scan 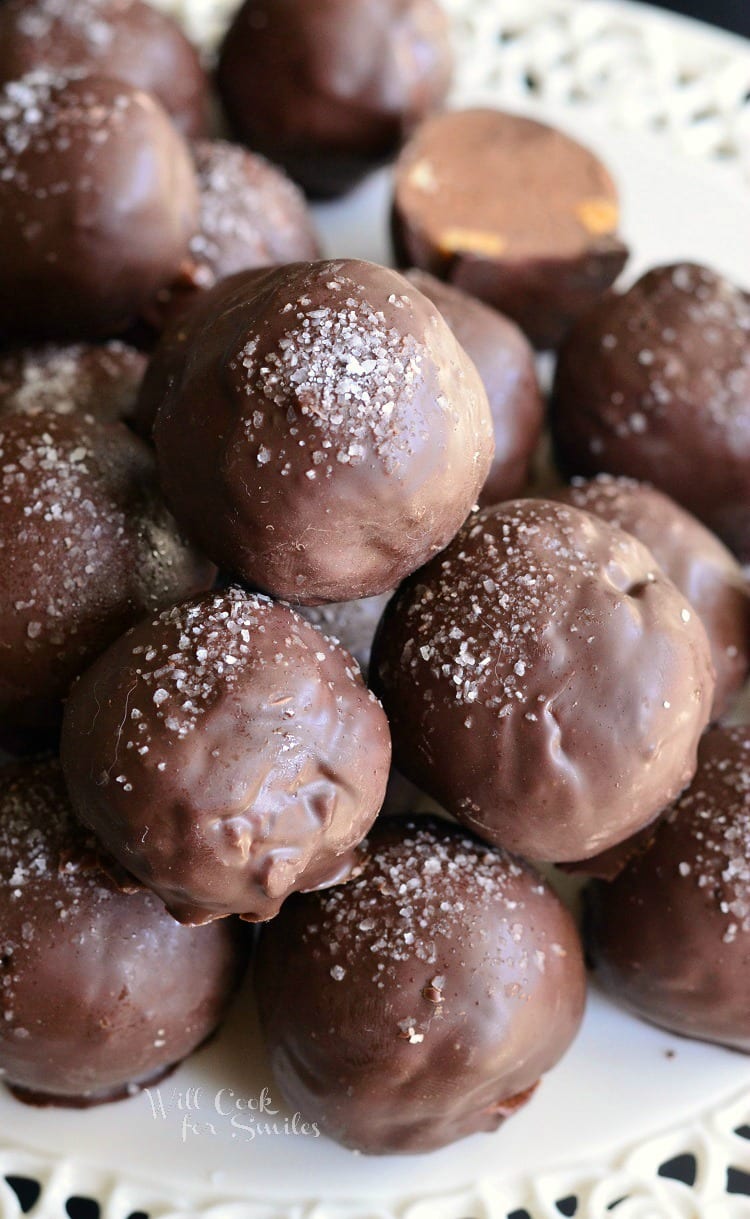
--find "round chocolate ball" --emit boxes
[371,499,715,863]
[405,269,543,505]
[0,411,215,739]
[0,340,147,424]
[549,263,750,559]
[217,0,454,198]
[144,139,322,330]
[295,592,391,672]
[0,758,246,1107]
[0,0,210,138]
[255,816,586,1154]
[0,71,200,339]
[553,476,750,720]
[586,725,750,1051]
[150,260,494,604]
[392,109,629,349]
[60,588,392,925]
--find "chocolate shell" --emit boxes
[0,758,247,1107]
[0,0,210,137]
[0,71,199,339]
[550,263,750,559]
[150,260,494,603]
[371,498,715,862]
[586,725,750,1051]
[393,110,628,348]
[61,589,391,925]
[217,0,453,198]
[255,816,586,1153]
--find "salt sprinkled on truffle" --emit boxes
[100,587,371,778]
[594,264,750,438]
[0,69,132,195]
[236,277,424,477]
[379,500,647,715]
[0,411,211,681]
[12,0,123,50]
[0,762,119,1019]
[305,823,528,974]
[669,727,750,944]
[0,419,117,645]
[0,341,146,421]
[189,140,317,279]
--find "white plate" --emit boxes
[2,3,750,1217]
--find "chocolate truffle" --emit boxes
[550,263,750,558]
[0,758,246,1107]
[0,71,200,339]
[255,816,586,1154]
[554,476,750,720]
[0,411,215,739]
[371,499,715,862]
[0,0,209,137]
[0,341,147,424]
[392,110,629,349]
[586,725,750,1051]
[405,270,543,504]
[217,0,453,198]
[144,140,321,330]
[60,588,392,925]
[295,592,391,672]
[151,260,494,603]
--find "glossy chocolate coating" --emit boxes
[61,589,392,925]
[0,71,200,339]
[255,816,586,1154]
[371,499,715,862]
[554,476,750,720]
[586,725,750,1051]
[405,270,543,504]
[295,592,391,672]
[0,0,209,137]
[393,110,629,348]
[145,140,321,331]
[0,758,246,1106]
[0,341,147,424]
[150,260,494,603]
[0,411,215,738]
[217,0,453,198]
[550,263,750,559]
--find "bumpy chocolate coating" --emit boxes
[586,726,750,1051]
[151,260,494,604]
[295,592,391,672]
[405,270,543,504]
[550,263,750,558]
[371,499,715,862]
[554,476,750,720]
[61,589,392,925]
[217,0,453,198]
[0,0,209,137]
[0,411,215,738]
[0,71,200,339]
[145,140,322,330]
[0,759,246,1106]
[393,110,629,349]
[0,341,147,424]
[255,816,586,1154]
